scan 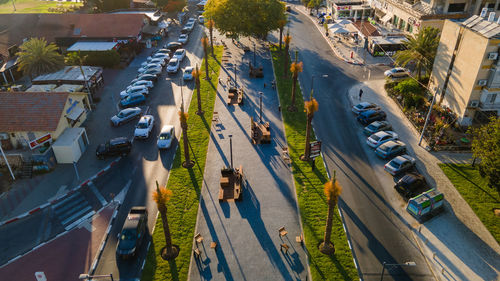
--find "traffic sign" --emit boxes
[310,141,322,158]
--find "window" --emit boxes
[487,93,497,103]
[448,3,466,12]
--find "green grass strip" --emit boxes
[270,45,358,280]
[141,46,223,281]
[439,163,500,244]
[0,0,82,13]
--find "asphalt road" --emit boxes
[92,20,204,280]
[285,9,434,281]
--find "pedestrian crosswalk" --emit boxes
[52,191,94,231]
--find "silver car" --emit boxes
[366,131,398,148]
[384,155,416,176]
[120,85,149,99]
[110,107,142,126]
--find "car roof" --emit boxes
[385,140,403,147]
[121,107,140,114]
[170,58,179,62]
[160,125,174,132]
[175,49,185,53]
[168,42,181,46]
[110,137,129,145]
[391,156,407,164]
[139,115,153,122]
[185,66,193,71]
[358,102,372,107]
[129,92,144,97]
[374,131,389,137]
[180,34,188,37]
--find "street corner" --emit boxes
[0,204,116,281]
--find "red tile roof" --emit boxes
[352,21,381,37]
[0,92,69,132]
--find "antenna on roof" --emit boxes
[488,12,496,22]
[480,7,488,18]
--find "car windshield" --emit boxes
[137,121,148,128]
[371,134,381,141]
[367,124,377,131]
[159,132,171,140]
[117,111,126,118]
[121,229,137,241]
[169,61,177,66]
[378,145,389,152]
[175,50,183,55]
[389,161,400,169]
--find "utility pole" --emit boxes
[418,87,438,146]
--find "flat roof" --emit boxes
[370,36,406,45]
[52,127,86,147]
[25,84,57,92]
[53,84,85,92]
[67,41,118,52]
[33,66,102,83]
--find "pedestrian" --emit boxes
[271,80,276,90]
[359,88,363,100]
[219,78,222,85]
[264,83,267,88]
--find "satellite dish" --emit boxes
[480,7,488,18]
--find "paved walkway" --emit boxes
[187,36,309,280]
[350,79,500,281]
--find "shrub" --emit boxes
[67,50,121,68]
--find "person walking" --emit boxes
[359,88,363,100]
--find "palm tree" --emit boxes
[16,38,65,79]
[179,102,194,168]
[393,27,440,80]
[289,54,302,112]
[301,96,318,161]
[65,51,93,104]
[193,65,203,115]
[153,181,179,260]
[201,36,210,80]
[206,19,215,55]
[320,174,343,255]
[278,19,287,50]
[283,32,291,77]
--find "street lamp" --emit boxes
[259,91,263,122]
[310,74,329,99]
[228,134,233,170]
[380,261,416,281]
[418,86,439,147]
[79,273,114,281]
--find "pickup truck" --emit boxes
[116,206,148,259]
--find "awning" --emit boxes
[381,14,393,24]
[0,57,18,72]
[67,42,118,52]
[66,106,85,121]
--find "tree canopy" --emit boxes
[16,38,65,79]
[204,0,286,39]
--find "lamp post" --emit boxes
[79,273,114,281]
[310,74,329,99]
[259,91,263,122]
[228,134,233,170]
[380,261,416,281]
[418,87,438,147]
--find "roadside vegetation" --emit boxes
[0,0,82,13]
[141,46,223,281]
[270,44,358,280]
[439,163,500,244]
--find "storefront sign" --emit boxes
[29,133,52,150]
[310,141,322,158]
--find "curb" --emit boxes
[0,157,121,227]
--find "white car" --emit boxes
[167,58,180,74]
[178,34,189,45]
[138,63,162,73]
[198,15,205,24]
[134,115,155,139]
[147,53,170,63]
[120,85,149,99]
[187,17,196,24]
[185,22,195,31]
[183,66,194,80]
[384,155,416,176]
[173,49,186,61]
[352,102,380,115]
[127,80,154,90]
[142,58,165,67]
[384,67,410,78]
[366,131,398,148]
[157,125,175,149]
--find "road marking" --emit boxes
[132,166,138,175]
[88,181,107,206]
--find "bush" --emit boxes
[68,50,121,68]
[394,79,423,96]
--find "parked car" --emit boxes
[132,73,158,83]
[183,66,194,80]
[198,15,205,24]
[185,22,195,31]
[375,140,406,159]
[394,172,427,199]
[384,67,410,78]
[139,67,162,76]
[384,154,416,176]
[357,109,387,125]
[157,125,175,149]
[181,27,191,34]
[134,115,155,139]
[187,17,196,24]
[116,207,148,259]
[173,49,186,61]
[178,34,189,45]
[138,63,162,74]
[352,102,380,115]
[110,107,142,126]
[142,58,165,67]
[366,131,398,148]
[96,137,131,159]
[120,85,149,99]
[120,93,146,108]
[167,58,180,74]
[127,80,154,90]
[165,42,182,52]
[147,53,170,63]
[363,120,392,136]
[152,48,170,55]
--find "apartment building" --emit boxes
[429,13,500,126]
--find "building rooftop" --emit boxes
[32,66,101,83]
[0,92,69,132]
[461,15,500,39]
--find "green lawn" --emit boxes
[0,0,82,13]
[439,163,500,244]
[270,45,358,280]
[141,47,223,281]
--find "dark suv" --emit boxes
[96,137,132,159]
[357,109,387,125]
[116,207,148,259]
[394,172,428,199]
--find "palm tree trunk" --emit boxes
[279,28,283,50]
[291,75,297,107]
[196,79,202,114]
[320,198,336,254]
[209,27,214,56]
[159,204,173,255]
[182,122,190,165]
[304,114,312,159]
[204,52,209,80]
[283,46,289,77]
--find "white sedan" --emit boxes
[173,49,186,61]
[384,155,416,176]
[167,58,180,74]
[366,131,398,148]
[147,53,170,63]
[138,63,162,73]
[384,67,410,78]
[157,125,175,149]
[183,66,194,80]
[142,58,165,67]
[178,34,189,45]
[134,115,155,139]
[127,80,154,90]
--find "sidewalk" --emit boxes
[349,79,500,281]
[187,36,309,280]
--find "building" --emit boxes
[31,66,103,95]
[429,14,500,126]
[326,0,372,20]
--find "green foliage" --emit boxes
[66,50,120,68]
[394,27,440,79]
[439,163,500,243]
[393,79,426,108]
[271,45,358,280]
[307,0,321,10]
[469,117,500,191]
[141,46,223,281]
[16,37,65,78]
[204,0,286,39]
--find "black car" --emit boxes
[96,137,132,159]
[165,42,182,52]
[394,172,428,199]
[133,73,158,83]
[116,207,148,259]
[357,109,387,125]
